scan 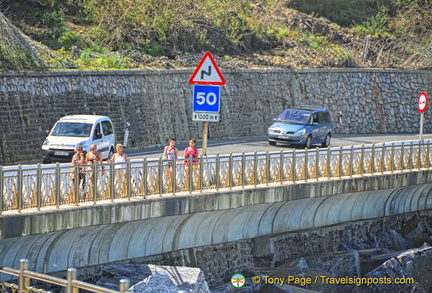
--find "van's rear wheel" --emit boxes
[322,134,331,147]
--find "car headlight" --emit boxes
[42,139,49,150]
[295,129,306,136]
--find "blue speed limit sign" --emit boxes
[193,85,220,112]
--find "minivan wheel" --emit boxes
[305,136,312,149]
[269,140,276,146]
[322,134,331,147]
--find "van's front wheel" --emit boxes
[304,136,312,149]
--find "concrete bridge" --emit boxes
[1,141,432,285]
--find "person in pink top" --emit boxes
[184,138,199,168]
[184,138,199,189]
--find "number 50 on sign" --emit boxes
[193,85,220,112]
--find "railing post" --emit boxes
[19,259,29,293]
[0,165,3,215]
[119,279,130,293]
[126,160,132,200]
[339,146,343,178]
[292,149,296,183]
[143,158,148,198]
[349,145,354,177]
[92,164,98,205]
[360,144,365,175]
[229,153,233,190]
[254,152,258,187]
[304,149,309,182]
[56,163,61,207]
[417,140,422,169]
[72,163,79,205]
[37,164,42,210]
[172,157,177,196]
[159,157,163,197]
[280,150,284,184]
[188,156,193,194]
[371,143,375,175]
[427,142,430,169]
[242,152,246,188]
[400,141,405,171]
[326,147,331,179]
[381,144,385,174]
[315,147,319,181]
[266,151,270,185]
[109,160,115,202]
[67,268,78,293]
[199,156,204,192]
[215,154,220,191]
[18,164,23,212]
[409,141,414,171]
[390,143,395,173]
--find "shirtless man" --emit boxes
[86,144,103,165]
[85,144,104,200]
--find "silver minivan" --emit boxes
[267,106,332,148]
[42,115,115,163]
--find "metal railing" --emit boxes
[1,140,431,214]
[0,259,129,293]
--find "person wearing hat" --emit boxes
[70,145,86,202]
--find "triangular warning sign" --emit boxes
[189,52,226,85]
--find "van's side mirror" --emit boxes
[95,132,102,139]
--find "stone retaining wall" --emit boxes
[0,68,431,164]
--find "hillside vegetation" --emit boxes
[0,0,431,70]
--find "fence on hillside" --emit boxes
[1,140,431,214]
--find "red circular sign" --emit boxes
[418,92,428,113]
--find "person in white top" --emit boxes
[112,143,128,168]
[111,144,129,196]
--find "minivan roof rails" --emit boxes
[297,105,327,110]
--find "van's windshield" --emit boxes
[277,110,311,125]
[51,122,93,137]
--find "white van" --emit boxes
[42,115,115,164]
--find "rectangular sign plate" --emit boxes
[192,112,220,122]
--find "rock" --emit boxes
[96,263,210,293]
[130,272,180,293]
[350,245,432,293]
[400,214,420,236]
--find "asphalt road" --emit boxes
[128,133,432,160]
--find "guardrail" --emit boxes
[0,259,129,293]
[1,140,431,214]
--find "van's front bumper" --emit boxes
[267,133,307,145]
[42,149,75,163]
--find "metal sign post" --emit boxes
[418,92,428,141]
[189,52,226,156]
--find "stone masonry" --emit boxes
[0,68,431,164]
